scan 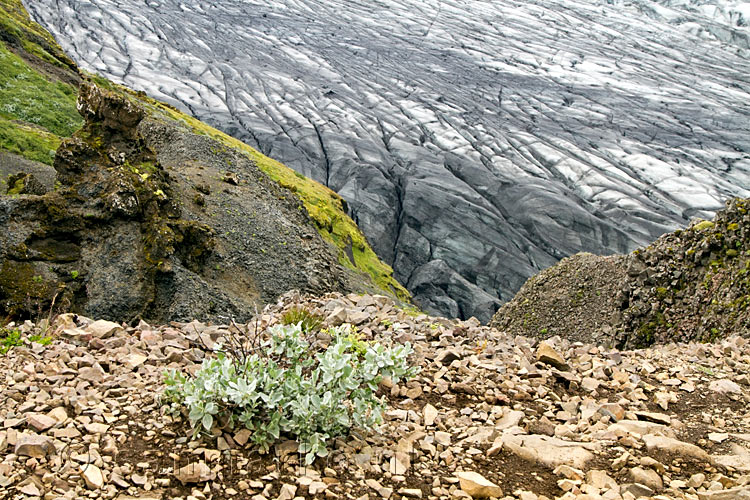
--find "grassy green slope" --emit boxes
[0,0,82,164]
[0,0,410,301]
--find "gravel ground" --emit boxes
[1,291,748,500]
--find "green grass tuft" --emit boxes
[0,115,61,164]
[280,307,324,333]
[0,0,77,68]
[0,328,22,354]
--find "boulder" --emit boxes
[0,82,380,324]
[536,341,569,370]
[456,471,503,498]
[641,435,710,462]
[174,461,214,484]
[500,434,598,469]
[15,434,55,458]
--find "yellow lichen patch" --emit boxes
[692,220,715,231]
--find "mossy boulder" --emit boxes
[6,172,46,195]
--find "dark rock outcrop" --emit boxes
[0,83,372,323]
[491,198,750,347]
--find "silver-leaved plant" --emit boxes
[163,323,417,464]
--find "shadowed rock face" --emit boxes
[25,0,750,321]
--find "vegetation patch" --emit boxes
[163,323,417,464]
[0,328,22,354]
[0,41,81,136]
[0,0,77,68]
[0,115,61,164]
[0,40,81,164]
[280,307,324,333]
[0,326,51,354]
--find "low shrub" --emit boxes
[280,306,324,333]
[0,327,51,354]
[0,328,22,354]
[163,323,417,464]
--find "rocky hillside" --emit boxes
[0,0,408,324]
[491,198,750,348]
[0,292,748,500]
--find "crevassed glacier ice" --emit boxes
[24,0,750,321]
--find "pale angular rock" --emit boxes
[81,464,105,489]
[715,443,750,472]
[124,353,148,369]
[326,307,347,326]
[634,411,671,425]
[457,471,503,498]
[15,433,55,458]
[688,473,706,488]
[581,377,600,391]
[697,486,750,499]
[234,428,251,446]
[277,483,297,500]
[85,422,109,434]
[423,404,438,426]
[174,461,214,484]
[621,483,654,497]
[641,435,710,461]
[598,403,625,421]
[52,313,78,332]
[459,426,497,446]
[435,349,462,365]
[501,434,598,469]
[398,488,422,498]
[435,431,452,446]
[86,319,122,338]
[79,364,106,382]
[709,432,729,443]
[389,452,410,475]
[709,379,742,394]
[47,407,68,423]
[607,420,668,438]
[18,481,42,496]
[486,437,503,457]
[629,466,662,491]
[536,342,569,371]
[308,481,327,494]
[495,410,524,430]
[586,470,617,489]
[113,495,162,500]
[554,465,585,481]
[366,478,393,499]
[26,413,57,432]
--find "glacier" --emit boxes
[24,0,750,321]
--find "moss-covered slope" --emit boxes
[0,0,82,165]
